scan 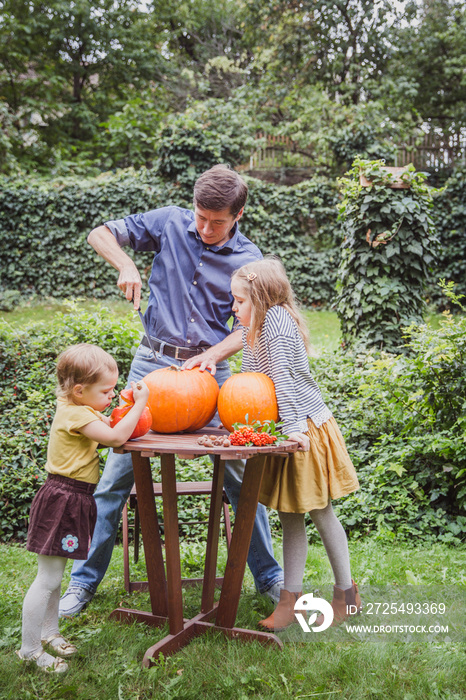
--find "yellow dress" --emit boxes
[255,417,359,513]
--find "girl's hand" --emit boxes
[288,432,310,451]
[130,380,149,404]
[79,381,150,447]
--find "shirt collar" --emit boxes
[187,220,239,254]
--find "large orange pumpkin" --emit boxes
[143,365,219,433]
[217,372,278,432]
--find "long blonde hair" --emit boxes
[232,257,310,352]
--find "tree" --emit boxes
[0,0,166,169]
[244,0,396,104]
[149,0,251,104]
[385,0,466,130]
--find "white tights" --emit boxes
[279,501,352,593]
[20,555,67,661]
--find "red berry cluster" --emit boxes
[229,425,278,447]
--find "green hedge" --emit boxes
[1,165,465,312]
[0,169,340,308]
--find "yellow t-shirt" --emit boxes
[45,398,105,484]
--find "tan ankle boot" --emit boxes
[259,589,303,632]
[316,579,362,627]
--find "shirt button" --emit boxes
[187,339,191,344]
[193,280,197,285]
[190,318,195,322]
[199,262,203,266]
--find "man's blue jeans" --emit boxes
[69,344,283,594]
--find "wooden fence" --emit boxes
[395,131,466,171]
[243,131,466,173]
[246,133,315,170]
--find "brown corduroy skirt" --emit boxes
[27,473,97,560]
[255,417,359,513]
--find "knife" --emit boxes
[135,302,158,358]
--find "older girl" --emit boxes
[231,258,360,631]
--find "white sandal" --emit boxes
[41,633,78,657]
[16,648,69,673]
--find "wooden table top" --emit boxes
[113,427,299,460]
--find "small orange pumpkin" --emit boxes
[218,372,278,432]
[143,365,219,433]
[110,389,152,440]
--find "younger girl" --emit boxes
[231,258,361,631]
[17,343,149,672]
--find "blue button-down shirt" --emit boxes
[105,206,262,348]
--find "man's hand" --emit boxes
[182,347,220,375]
[288,432,310,451]
[88,225,142,309]
[181,329,243,376]
[117,264,142,310]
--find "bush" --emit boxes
[429,166,466,308]
[312,286,466,544]
[0,170,181,301]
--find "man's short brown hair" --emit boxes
[193,164,248,217]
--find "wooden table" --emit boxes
[109,427,298,664]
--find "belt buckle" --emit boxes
[174,346,182,360]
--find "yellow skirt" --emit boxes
[254,417,359,513]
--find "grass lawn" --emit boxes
[0,539,464,699]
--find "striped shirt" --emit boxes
[240,305,332,434]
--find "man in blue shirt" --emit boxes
[59,165,284,617]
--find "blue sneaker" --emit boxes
[58,585,94,618]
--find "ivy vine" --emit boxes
[335,157,440,352]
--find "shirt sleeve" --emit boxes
[66,405,104,435]
[105,219,128,246]
[105,206,175,252]
[263,317,303,435]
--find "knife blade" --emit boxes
[136,305,158,358]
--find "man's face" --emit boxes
[194,204,244,247]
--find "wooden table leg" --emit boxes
[215,458,265,629]
[132,452,168,617]
[160,453,184,635]
[109,452,168,627]
[201,455,225,613]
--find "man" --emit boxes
[59,165,284,617]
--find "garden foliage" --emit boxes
[1,161,465,317]
[0,169,339,309]
[312,286,466,544]
[335,158,439,351]
[1,300,465,545]
[430,166,466,306]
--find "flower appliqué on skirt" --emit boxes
[61,534,79,553]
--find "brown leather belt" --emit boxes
[141,335,209,360]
